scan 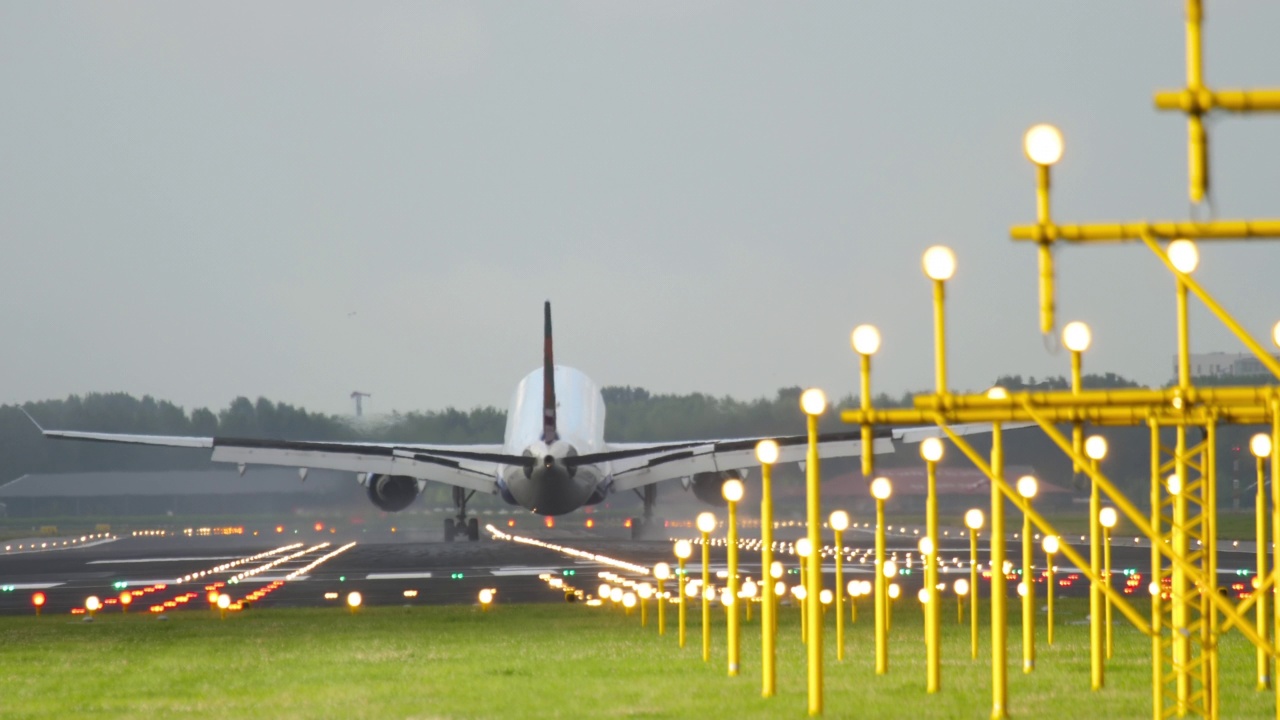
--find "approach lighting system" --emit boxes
[85,596,101,613]
[1016,476,1038,499]
[1167,239,1199,274]
[800,388,827,416]
[922,245,957,281]
[674,540,692,560]
[918,537,935,556]
[986,386,1009,400]
[920,437,944,463]
[1062,321,1092,353]
[965,509,985,530]
[1022,123,1064,166]
[696,513,717,534]
[1043,535,1061,554]
[1273,321,1280,349]
[1099,508,1118,529]
[870,477,893,501]
[851,324,882,356]
[217,594,231,609]
[755,439,779,465]
[955,578,970,596]
[829,511,850,532]
[346,591,362,609]
[1085,435,1109,461]
[653,563,671,581]
[883,560,898,578]
[1250,433,1272,459]
[721,478,744,503]
[795,538,812,558]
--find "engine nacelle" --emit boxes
[690,471,745,507]
[366,474,420,512]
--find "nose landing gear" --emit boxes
[444,487,481,542]
[629,484,664,540]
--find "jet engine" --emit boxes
[689,471,745,507]
[366,474,420,512]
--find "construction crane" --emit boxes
[350,391,371,417]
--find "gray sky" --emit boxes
[2,2,1279,417]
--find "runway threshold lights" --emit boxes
[479,588,495,611]
[346,591,362,614]
[32,592,45,616]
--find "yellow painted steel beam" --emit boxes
[1022,404,1278,656]
[934,420,1154,637]
[1011,219,1280,243]
[1155,89,1280,113]
[842,404,1273,428]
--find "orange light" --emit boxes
[119,593,132,605]
[32,592,45,607]
[314,522,324,532]
[330,528,336,534]
[545,517,555,528]
[507,519,515,528]
[276,525,284,534]
[624,518,632,529]
[586,519,595,529]
[390,527,397,533]
[208,591,220,604]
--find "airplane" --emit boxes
[29,302,1004,541]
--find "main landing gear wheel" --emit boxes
[630,484,661,539]
[467,517,480,541]
[444,518,456,542]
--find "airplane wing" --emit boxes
[25,414,522,495]
[598,423,1013,492]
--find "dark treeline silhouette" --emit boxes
[2,370,1275,498]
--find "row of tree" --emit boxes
[0,371,1273,496]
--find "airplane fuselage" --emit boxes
[498,365,608,515]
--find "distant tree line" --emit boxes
[1,369,1275,501]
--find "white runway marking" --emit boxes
[1,582,65,590]
[88,556,240,565]
[365,572,434,580]
[490,567,563,577]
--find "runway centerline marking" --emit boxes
[366,572,434,580]
[88,557,241,564]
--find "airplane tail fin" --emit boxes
[542,301,558,444]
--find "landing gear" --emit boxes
[444,487,480,542]
[630,484,662,540]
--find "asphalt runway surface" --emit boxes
[0,521,1264,617]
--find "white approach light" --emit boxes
[1062,321,1092,353]
[851,324,882,356]
[922,245,957,282]
[1042,535,1060,554]
[918,537,935,556]
[721,478,745,503]
[674,540,693,560]
[1099,507,1118,529]
[755,439,780,465]
[653,563,671,581]
[954,578,970,596]
[1085,435,1109,461]
[1166,474,1182,496]
[1167,239,1199,274]
[696,512,717,534]
[1016,475,1039,499]
[883,560,898,578]
[1251,433,1273,459]
[870,477,893,501]
[917,588,930,604]
[800,388,828,416]
[1273,321,1280,350]
[829,510,850,532]
[1023,123,1064,166]
[920,437,944,463]
[964,509,985,531]
[986,386,1009,400]
[795,538,812,558]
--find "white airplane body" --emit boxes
[31,302,1005,540]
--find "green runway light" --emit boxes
[339,576,346,582]
[451,572,464,580]
[562,570,576,576]
[1,585,13,592]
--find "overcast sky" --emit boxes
[2,2,1279,418]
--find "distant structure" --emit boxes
[350,391,371,417]
[1176,352,1280,380]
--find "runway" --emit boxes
[0,520,1263,616]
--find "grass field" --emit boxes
[2,597,1275,719]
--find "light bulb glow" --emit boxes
[1085,435,1108,461]
[851,324,882,356]
[770,561,783,579]
[1167,239,1199,274]
[889,584,901,600]
[1042,535,1060,554]
[1166,474,1182,495]
[1023,123,1064,166]
[721,478,744,503]
[696,512,717,534]
[883,560,898,578]
[918,537,934,556]
[964,508,985,530]
[1251,433,1272,459]
[920,437,944,462]
[1062,321,1092,353]
[870,476,893,500]
[800,388,828,416]
[795,538,812,558]
[1016,475,1038,499]
[653,563,671,581]
[674,540,693,560]
[829,510,850,532]
[755,439,779,465]
[954,578,970,596]
[922,245,957,281]
[917,588,930,604]
[986,386,1009,400]
[1099,507,1118,529]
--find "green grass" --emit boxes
[1,598,1275,719]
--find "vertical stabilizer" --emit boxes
[542,301,558,444]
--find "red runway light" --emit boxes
[314,522,324,532]
[624,519,632,529]
[507,519,515,527]
[585,519,594,529]
[32,592,45,607]
[545,517,555,528]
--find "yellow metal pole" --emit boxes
[657,577,666,636]
[991,422,1008,717]
[678,556,688,648]
[835,528,845,661]
[800,560,808,646]
[876,497,888,675]
[927,458,941,692]
[804,413,824,716]
[761,460,777,697]
[1036,162,1055,334]
[1185,0,1207,205]
[1105,525,1113,659]
[1091,453,1105,690]
[1205,420,1219,720]
[727,499,740,677]
[1151,420,1164,720]
[702,531,712,663]
[1046,551,1055,646]
[933,280,947,392]
[1270,397,1280,720]
[1173,277,1191,714]
[1022,496,1035,673]
[641,593,648,627]
[861,353,873,478]
[1259,454,1271,690]
[970,527,980,660]
[958,592,964,624]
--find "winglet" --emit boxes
[19,407,45,434]
[543,301,558,444]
